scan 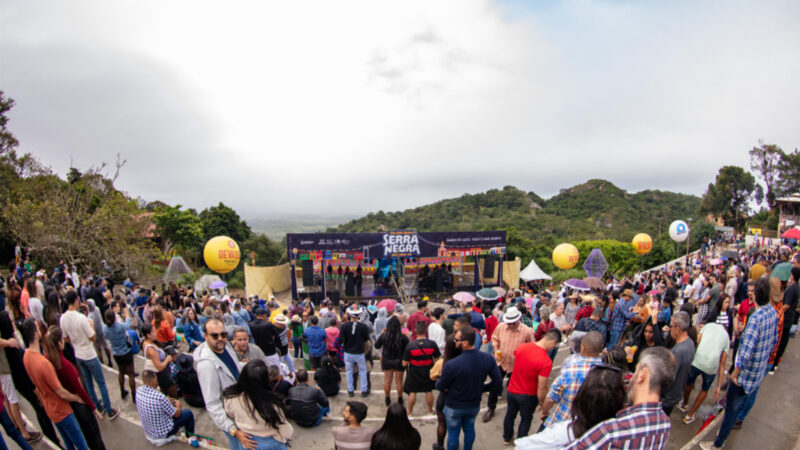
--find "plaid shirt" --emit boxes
[545,355,602,427]
[611,299,635,333]
[564,402,670,450]
[136,385,176,439]
[491,322,534,372]
[736,304,779,394]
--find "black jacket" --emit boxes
[288,384,329,427]
[249,318,280,356]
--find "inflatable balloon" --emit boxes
[204,236,241,274]
[669,220,690,242]
[553,243,580,270]
[632,233,653,255]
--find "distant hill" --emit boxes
[331,180,702,246]
[249,215,356,241]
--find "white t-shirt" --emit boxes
[428,322,446,353]
[28,297,43,324]
[691,322,730,375]
[60,310,97,360]
[691,277,705,300]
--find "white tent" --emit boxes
[194,274,228,296]
[520,259,552,281]
[162,256,193,284]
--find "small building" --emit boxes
[775,193,800,233]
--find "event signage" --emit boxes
[383,230,420,257]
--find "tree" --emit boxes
[240,234,284,267]
[776,148,800,197]
[700,166,757,231]
[152,205,204,256]
[749,141,784,208]
[199,202,252,243]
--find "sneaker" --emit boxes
[348,391,355,398]
[770,365,778,374]
[361,391,369,398]
[676,402,689,412]
[503,438,513,445]
[682,414,696,424]
[107,408,120,421]
[24,432,42,444]
[699,441,723,449]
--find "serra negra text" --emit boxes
[383,232,420,257]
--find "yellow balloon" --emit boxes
[553,243,580,270]
[204,236,241,274]
[632,233,653,255]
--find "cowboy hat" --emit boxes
[503,306,522,324]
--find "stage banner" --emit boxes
[287,231,506,260]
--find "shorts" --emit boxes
[687,365,715,391]
[309,356,322,369]
[0,374,19,404]
[157,367,176,392]
[113,352,134,368]
[381,358,405,372]
[404,369,435,394]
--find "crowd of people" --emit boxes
[0,237,796,449]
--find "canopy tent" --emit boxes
[162,256,193,284]
[194,274,228,296]
[520,259,552,281]
[244,263,291,303]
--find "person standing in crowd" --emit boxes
[21,318,89,450]
[485,306,533,423]
[772,266,800,370]
[375,316,408,406]
[662,311,696,416]
[59,291,119,420]
[502,328,560,444]
[194,318,252,449]
[340,305,372,397]
[249,308,281,368]
[608,290,636,348]
[0,381,33,450]
[136,370,195,444]
[102,309,136,404]
[303,315,327,369]
[428,307,446,354]
[332,401,375,450]
[325,317,341,366]
[701,277,779,450]
[406,301,431,338]
[273,314,295,372]
[232,326,266,363]
[435,326,501,450]
[540,331,604,429]
[288,369,330,428]
[565,347,676,449]
[403,321,440,416]
[370,403,421,450]
[679,315,729,424]
[0,322,42,444]
[223,360,293,449]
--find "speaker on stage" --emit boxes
[484,255,496,278]
[301,260,314,286]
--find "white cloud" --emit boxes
[1,0,799,218]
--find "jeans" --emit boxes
[344,352,368,393]
[487,368,508,410]
[280,352,295,373]
[0,408,33,450]
[167,409,195,437]
[229,435,288,450]
[55,413,89,450]
[503,392,538,441]
[314,405,331,427]
[608,329,622,349]
[736,384,760,423]
[714,382,749,447]
[292,337,303,358]
[76,357,114,415]
[71,401,105,450]
[444,405,480,450]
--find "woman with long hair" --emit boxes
[0,311,61,446]
[44,289,62,328]
[152,306,176,346]
[374,316,409,407]
[141,323,178,398]
[626,319,665,370]
[430,334,461,450]
[706,294,735,339]
[41,325,107,450]
[182,308,204,351]
[5,279,23,325]
[102,309,137,403]
[223,359,293,450]
[26,278,43,324]
[370,403,421,450]
[515,364,626,449]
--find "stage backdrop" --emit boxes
[244,263,292,302]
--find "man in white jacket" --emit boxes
[193,319,252,448]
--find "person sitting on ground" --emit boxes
[141,323,179,398]
[564,347,675,449]
[515,358,626,449]
[136,370,195,443]
[232,326,266,363]
[332,401,375,450]
[182,308,204,352]
[314,355,341,397]
[268,364,293,398]
[370,403,421,450]
[152,306,176,346]
[223,360,293,449]
[287,369,330,427]
[175,354,204,408]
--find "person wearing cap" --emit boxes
[273,314,295,372]
[608,289,637,349]
[484,306,534,422]
[339,305,371,397]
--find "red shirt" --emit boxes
[407,312,432,337]
[737,298,755,324]
[508,342,552,396]
[534,320,555,341]
[55,354,95,411]
[485,315,499,341]
[575,305,594,322]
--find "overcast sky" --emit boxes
[1,0,799,218]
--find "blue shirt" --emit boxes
[736,304,779,394]
[103,320,131,356]
[214,348,240,379]
[304,326,328,357]
[435,349,502,409]
[183,321,204,347]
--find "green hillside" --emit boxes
[331,180,703,275]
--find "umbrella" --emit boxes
[453,292,476,303]
[582,277,604,290]
[492,286,507,297]
[564,278,590,291]
[377,299,398,312]
[709,258,723,266]
[781,245,792,252]
[771,262,793,281]
[476,288,500,301]
[721,250,738,259]
[781,228,800,239]
[750,263,766,281]
[209,280,227,290]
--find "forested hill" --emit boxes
[330,180,702,247]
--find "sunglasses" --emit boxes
[209,331,228,340]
